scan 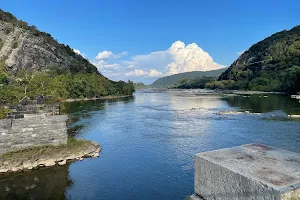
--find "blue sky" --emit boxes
[1,0,300,84]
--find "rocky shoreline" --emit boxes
[62,95,133,102]
[0,140,101,174]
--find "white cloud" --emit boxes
[96,51,113,60]
[166,41,225,75]
[125,69,163,77]
[237,50,245,56]
[149,69,163,77]
[127,65,134,69]
[95,51,127,60]
[92,60,121,72]
[73,48,88,58]
[125,69,148,77]
[92,41,225,83]
[73,49,81,55]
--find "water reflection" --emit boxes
[223,94,300,114]
[0,165,71,200]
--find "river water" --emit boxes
[1,90,300,200]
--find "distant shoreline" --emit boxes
[137,88,286,95]
[62,95,133,102]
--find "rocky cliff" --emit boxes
[0,9,97,74]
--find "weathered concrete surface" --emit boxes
[194,144,300,200]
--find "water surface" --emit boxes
[1,90,300,200]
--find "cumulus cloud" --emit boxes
[166,41,225,75]
[120,41,224,77]
[149,69,163,77]
[96,51,127,60]
[73,48,88,58]
[125,69,163,77]
[92,41,225,83]
[237,50,245,56]
[73,49,81,55]
[92,60,121,72]
[125,69,148,77]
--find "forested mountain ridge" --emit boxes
[151,69,226,88]
[0,9,134,105]
[213,25,300,93]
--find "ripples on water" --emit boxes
[1,90,300,200]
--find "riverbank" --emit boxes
[139,88,286,95]
[62,95,133,102]
[0,138,101,174]
[216,90,285,95]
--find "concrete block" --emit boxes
[194,144,300,200]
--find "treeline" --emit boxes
[151,69,225,88]
[170,77,216,89]
[214,26,300,94]
[205,65,300,93]
[170,26,300,94]
[0,65,134,105]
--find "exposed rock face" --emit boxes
[0,20,97,73]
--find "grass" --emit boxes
[0,107,11,119]
[0,137,92,161]
[291,196,300,200]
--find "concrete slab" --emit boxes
[194,144,300,200]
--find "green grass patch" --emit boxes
[0,107,11,119]
[0,137,91,161]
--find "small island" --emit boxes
[0,96,101,173]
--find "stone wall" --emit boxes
[6,104,60,119]
[0,114,68,155]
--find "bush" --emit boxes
[0,107,11,119]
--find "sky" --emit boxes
[1,0,300,84]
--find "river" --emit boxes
[1,90,300,200]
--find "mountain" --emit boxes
[0,9,134,104]
[150,69,226,88]
[212,25,300,93]
[133,82,149,90]
[0,9,97,73]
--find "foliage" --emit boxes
[151,69,226,88]
[205,80,238,90]
[170,76,216,89]
[0,9,135,103]
[0,68,135,105]
[217,25,300,94]
[0,107,10,119]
